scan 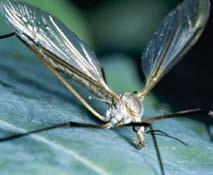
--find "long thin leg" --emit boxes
[133,124,165,175]
[0,121,113,142]
[0,108,211,142]
[39,57,107,121]
[149,124,165,175]
[0,120,152,143]
[0,32,15,39]
[143,108,212,123]
[124,108,212,127]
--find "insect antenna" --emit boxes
[0,32,16,39]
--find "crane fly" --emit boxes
[0,0,211,159]
[0,0,212,174]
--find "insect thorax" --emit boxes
[105,93,144,125]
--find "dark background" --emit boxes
[67,0,213,109]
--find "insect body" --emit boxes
[0,0,211,150]
[106,93,143,125]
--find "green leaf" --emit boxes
[0,6,212,175]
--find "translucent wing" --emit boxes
[137,0,210,97]
[1,0,116,100]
